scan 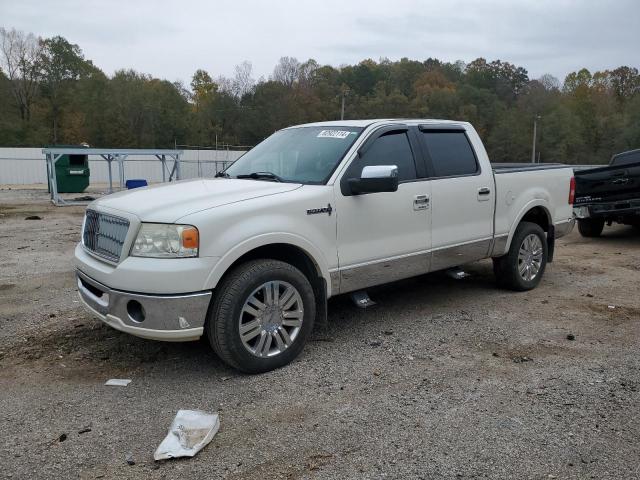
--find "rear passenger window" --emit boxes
[345,131,417,182]
[422,131,478,177]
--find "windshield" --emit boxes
[224,126,363,184]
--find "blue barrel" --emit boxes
[125,179,148,189]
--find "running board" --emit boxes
[350,290,376,308]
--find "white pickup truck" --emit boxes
[75,119,575,373]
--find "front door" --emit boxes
[334,127,432,293]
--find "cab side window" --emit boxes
[345,131,417,182]
[421,131,479,177]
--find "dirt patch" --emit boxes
[583,303,640,325]
[481,341,579,365]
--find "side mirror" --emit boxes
[348,165,399,195]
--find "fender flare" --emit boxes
[503,199,553,252]
[203,232,334,296]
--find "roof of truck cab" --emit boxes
[288,119,469,129]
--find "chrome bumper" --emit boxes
[574,200,640,219]
[76,270,211,342]
[554,218,575,239]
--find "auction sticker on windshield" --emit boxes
[317,130,352,139]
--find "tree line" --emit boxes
[1,27,639,164]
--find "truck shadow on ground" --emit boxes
[0,261,528,380]
[573,225,640,243]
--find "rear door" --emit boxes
[417,126,495,271]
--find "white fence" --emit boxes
[0,147,246,185]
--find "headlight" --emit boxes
[131,223,199,258]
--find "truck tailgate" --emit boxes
[574,162,640,205]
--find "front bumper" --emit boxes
[76,270,211,342]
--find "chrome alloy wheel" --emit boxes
[239,281,304,358]
[517,233,544,282]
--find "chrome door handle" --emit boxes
[478,187,491,195]
[413,194,430,210]
[477,187,491,201]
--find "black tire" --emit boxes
[206,259,316,374]
[493,221,548,291]
[577,218,605,237]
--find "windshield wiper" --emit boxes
[236,171,283,182]
[214,171,230,178]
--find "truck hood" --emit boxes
[91,178,302,222]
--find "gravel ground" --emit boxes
[1,188,639,480]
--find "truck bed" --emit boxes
[490,163,575,250]
[492,163,569,174]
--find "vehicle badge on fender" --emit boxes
[307,204,333,216]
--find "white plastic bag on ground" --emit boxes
[104,379,131,386]
[154,410,220,461]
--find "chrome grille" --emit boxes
[82,210,130,262]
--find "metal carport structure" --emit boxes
[43,148,183,205]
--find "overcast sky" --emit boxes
[2,0,639,86]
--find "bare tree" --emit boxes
[216,75,234,95]
[298,59,319,89]
[272,56,300,87]
[0,27,42,121]
[232,61,255,98]
[215,62,255,99]
[538,73,561,91]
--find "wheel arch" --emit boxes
[503,201,554,255]
[205,234,332,296]
[205,235,331,330]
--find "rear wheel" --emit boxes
[206,259,316,374]
[493,221,548,291]
[577,218,605,237]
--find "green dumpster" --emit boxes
[50,146,90,193]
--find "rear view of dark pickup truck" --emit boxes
[574,149,640,237]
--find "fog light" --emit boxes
[127,300,145,323]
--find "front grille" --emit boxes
[82,210,130,262]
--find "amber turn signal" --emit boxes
[181,227,199,249]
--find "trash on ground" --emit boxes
[566,334,576,341]
[154,410,220,461]
[78,426,92,434]
[607,305,616,310]
[58,433,67,442]
[125,453,135,465]
[105,378,132,386]
[72,195,96,201]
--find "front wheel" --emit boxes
[493,221,548,291]
[206,259,316,374]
